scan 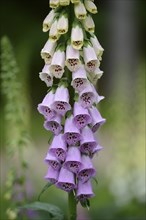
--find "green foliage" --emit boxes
[20,202,64,220]
[37,182,53,201]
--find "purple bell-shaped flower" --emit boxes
[44,115,62,135]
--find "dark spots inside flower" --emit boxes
[44,107,51,116]
[50,161,59,169]
[62,183,73,191]
[56,102,66,110]
[74,78,84,88]
[50,36,58,40]
[50,122,58,133]
[54,65,62,73]
[66,133,79,144]
[76,115,86,126]
[55,149,65,160]
[68,59,78,67]
[80,169,89,178]
[46,75,51,82]
[73,41,82,47]
[82,93,91,104]
[87,60,96,71]
[58,29,66,33]
[79,194,88,200]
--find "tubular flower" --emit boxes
[63,115,81,145]
[66,43,81,72]
[74,2,87,20]
[78,155,96,183]
[49,19,60,42]
[64,146,82,174]
[83,42,99,73]
[44,166,60,183]
[57,12,69,34]
[50,47,65,78]
[43,10,56,32]
[56,167,76,192]
[71,65,88,92]
[90,34,104,60]
[77,180,94,201]
[49,134,67,161]
[44,114,62,135]
[82,14,95,33]
[37,91,55,120]
[80,126,97,154]
[71,22,84,50]
[38,0,106,206]
[84,0,97,14]
[73,102,92,129]
[51,85,71,116]
[39,65,53,87]
[41,39,57,64]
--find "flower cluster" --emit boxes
[38,0,105,203]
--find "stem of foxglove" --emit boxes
[68,191,77,220]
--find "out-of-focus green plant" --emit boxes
[1,36,30,219]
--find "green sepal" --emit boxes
[66,110,72,118]
[92,177,98,185]
[80,199,90,210]
[56,42,66,52]
[74,92,79,102]
[58,78,69,88]
[84,39,92,47]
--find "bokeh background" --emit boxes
[0,0,145,219]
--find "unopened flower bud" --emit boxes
[49,20,60,42]
[60,0,70,6]
[83,14,95,33]
[84,0,97,14]
[43,10,56,32]
[74,2,87,20]
[71,23,84,50]
[57,13,68,34]
[50,0,60,8]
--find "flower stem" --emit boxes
[68,191,77,220]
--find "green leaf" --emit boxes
[80,199,90,210]
[19,202,64,220]
[37,182,53,201]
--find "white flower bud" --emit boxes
[84,0,97,14]
[50,0,60,8]
[39,65,53,87]
[50,48,65,78]
[57,14,68,34]
[90,35,104,60]
[49,20,60,42]
[66,44,81,72]
[82,14,95,33]
[71,24,84,50]
[87,67,103,86]
[60,0,70,6]
[74,2,87,20]
[41,39,57,64]
[83,43,99,73]
[42,10,56,32]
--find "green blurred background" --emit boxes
[0,0,145,219]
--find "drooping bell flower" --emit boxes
[74,1,87,20]
[37,91,55,120]
[60,0,70,6]
[80,126,97,154]
[64,146,82,174]
[51,85,71,116]
[49,134,67,161]
[63,115,82,145]
[78,155,96,183]
[79,83,96,108]
[50,44,65,78]
[73,102,92,129]
[89,106,106,132]
[66,43,80,72]
[91,84,105,105]
[44,166,60,183]
[56,167,76,192]
[71,22,84,50]
[83,41,99,73]
[50,0,60,9]
[87,67,103,86]
[90,144,103,158]
[84,0,97,14]
[44,152,61,170]
[49,19,60,42]
[76,180,94,201]
[90,34,104,61]
[42,10,56,32]
[82,14,95,33]
[39,65,53,87]
[41,39,57,64]
[71,65,88,92]
[44,114,62,135]
[57,12,68,34]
